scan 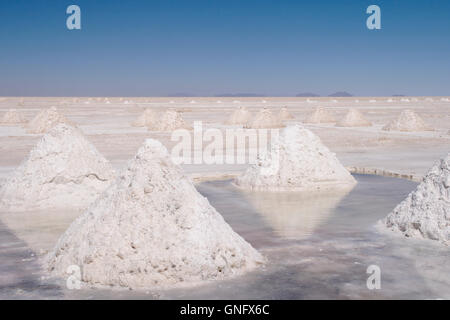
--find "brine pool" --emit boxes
[1,174,449,299]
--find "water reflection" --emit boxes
[240,188,352,240]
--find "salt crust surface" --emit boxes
[46,139,264,289]
[0,124,115,210]
[381,153,449,245]
[235,125,356,192]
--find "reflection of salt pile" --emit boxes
[382,109,430,132]
[132,109,157,127]
[279,107,294,120]
[26,107,72,134]
[0,109,27,125]
[0,124,115,211]
[147,110,191,131]
[243,189,351,239]
[245,108,284,129]
[46,139,264,289]
[235,125,356,191]
[381,153,449,245]
[305,107,335,123]
[336,108,372,127]
[227,107,252,125]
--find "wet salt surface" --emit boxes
[1,174,449,299]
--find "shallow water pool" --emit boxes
[1,174,449,299]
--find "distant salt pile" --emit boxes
[336,108,372,127]
[245,108,284,129]
[0,124,115,211]
[382,109,431,132]
[233,100,240,104]
[148,110,191,131]
[227,107,252,125]
[26,107,73,134]
[305,107,335,124]
[381,153,450,245]
[234,125,356,192]
[216,100,222,104]
[132,109,157,127]
[46,139,263,289]
[401,98,410,102]
[369,99,376,103]
[0,109,27,125]
[387,99,393,103]
[279,107,294,120]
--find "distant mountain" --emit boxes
[328,91,353,97]
[166,93,197,97]
[295,92,320,97]
[392,94,406,97]
[214,93,266,97]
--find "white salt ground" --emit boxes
[132,109,157,127]
[0,124,115,211]
[380,153,450,245]
[227,107,252,125]
[305,107,335,124]
[26,107,73,134]
[0,109,27,125]
[234,125,356,192]
[336,108,372,127]
[383,109,431,132]
[45,139,264,290]
[148,110,191,131]
[245,108,284,129]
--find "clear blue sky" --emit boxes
[0,0,449,96]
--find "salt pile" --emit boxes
[305,107,335,124]
[279,107,294,120]
[381,153,450,245]
[46,139,264,289]
[26,107,73,134]
[234,125,356,191]
[0,124,115,211]
[382,109,431,132]
[132,109,157,127]
[244,108,284,129]
[147,110,191,131]
[336,108,372,127]
[0,109,27,125]
[227,107,252,125]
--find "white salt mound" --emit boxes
[245,108,284,129]
[227,107,252,125]
[336,108,372,127]
[0,124,115,211]
[148,110,191,131]
[305,107,335,124]
[1,109,27,125]
[132,109,157,127]
[234,125,356,192]
[46,139,264,289]
[279,107,294,120]
[382,109,431,132]
[26,107,73,134]
[381,153,450,245]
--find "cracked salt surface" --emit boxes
[0,174,449,299]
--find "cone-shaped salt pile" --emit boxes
[305,107,335,124]
[46,139,264,289]
[279,107,294,120]
[235,125,356,191]
[26,107,73,134]
[381,153,449,245]
[0,124,115,211]
[227,106,252,125]
[382,109,430,132]
[132,109,157,127]
[148,110,191,131]
[336,108,372,127]
[244,108,284,129]
[0,109,27,125]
